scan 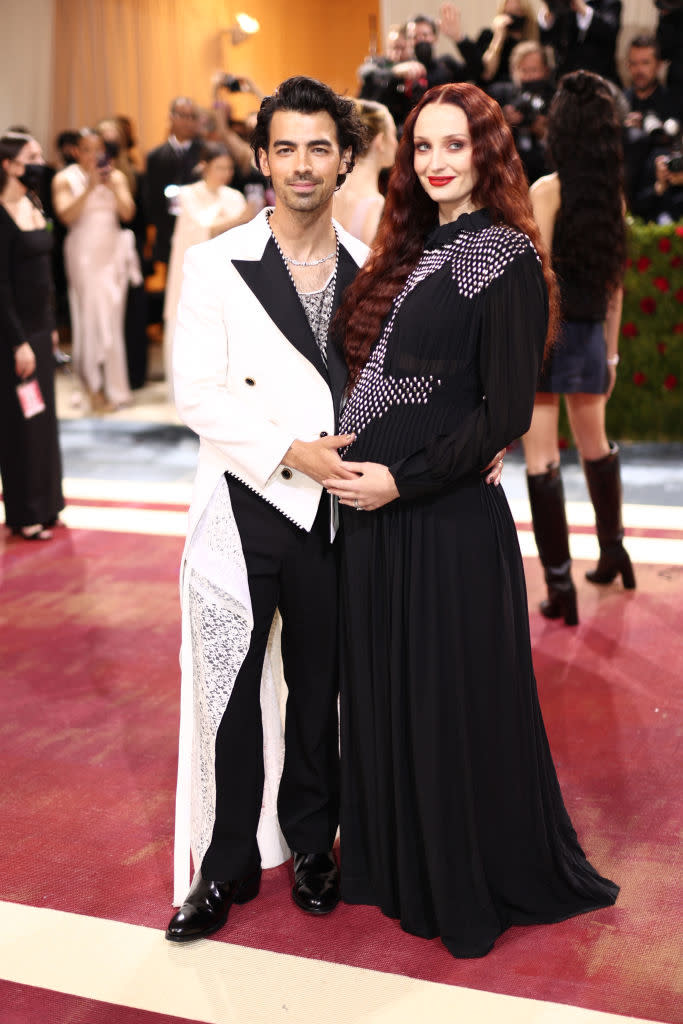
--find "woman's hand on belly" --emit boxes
[323,461,400,512]
[482,448,506,486]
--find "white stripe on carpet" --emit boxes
[0,902,662,1024]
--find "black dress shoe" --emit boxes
[165,868,261,942]
[291,851,339,915]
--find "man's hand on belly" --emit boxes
[284,434,358,485]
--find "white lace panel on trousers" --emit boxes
[185,477,288,878]
[189,569,251,869]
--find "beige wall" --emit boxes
[48,0,379,157]
[2,0,55,151]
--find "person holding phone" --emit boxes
[476,0,539,86]
[52,128,138,411]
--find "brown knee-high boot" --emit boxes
[583,442,636,589]
[526,464,579,626]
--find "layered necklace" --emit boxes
[282,250,335,268]
[266,208,338,268]
[267,209,339,366]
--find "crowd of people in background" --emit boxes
[361,3,681,213]
[1,0,681,422]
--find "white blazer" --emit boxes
[173,208,369,541]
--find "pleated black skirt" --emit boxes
[339,475,618,958]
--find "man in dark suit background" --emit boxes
[144,97,203,264]
[538,0,622,86]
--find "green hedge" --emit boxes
[558,218,683,445]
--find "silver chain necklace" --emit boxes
[266,209,336,267]
[284,251,335,266]
[267,209,339,365]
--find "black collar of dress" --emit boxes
[425,208,491,250]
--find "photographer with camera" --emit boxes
[538,0,621,86]
[622,35,681,210]
[389,7,483,114]
[208,74,273,214]
[490,41,555,183]
[52,129,136,411]
[631,135,683,222]
[358,24,416,131]
[624,35,680,125]
[476,0,539,87]
[211,74,265,178]
[622,35,682,219]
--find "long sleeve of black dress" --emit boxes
[0,207,56,351]
[0,209,26,353]
[390,246,547,501]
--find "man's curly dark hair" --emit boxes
[250,76,367,187]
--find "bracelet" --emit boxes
[606,354,619,366]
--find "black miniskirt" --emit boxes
[538,320,608,395]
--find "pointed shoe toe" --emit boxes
[165,869,261,942]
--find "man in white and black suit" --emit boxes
[165,77,369,942]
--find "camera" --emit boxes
[666,153,683,173]
[217,73,243,93]
[511,81,555,128]
[641,113,680,140]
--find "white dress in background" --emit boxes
[164,180,247,401]
[63,163,141,407]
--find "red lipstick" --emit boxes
[428,176,455,186]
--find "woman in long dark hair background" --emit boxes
[325,83,617,959]
[523,70,633,628]
[0,131,64,540]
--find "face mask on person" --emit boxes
[17,163,49,193]
[414,41,434,66]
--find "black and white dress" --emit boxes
[338,209,617,958]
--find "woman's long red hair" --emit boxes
[338,83,558,387]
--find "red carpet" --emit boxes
[1,983,207,1024]
[1,525,681,1022]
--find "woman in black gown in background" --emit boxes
[0,132,64,539]
[325,84,618,958]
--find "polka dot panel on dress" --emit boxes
[340,225,539,444]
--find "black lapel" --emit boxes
[232,237,329,383]
[326,243,360,423]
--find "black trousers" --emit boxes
[200,476,340,881]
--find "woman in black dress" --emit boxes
[0,132,64,540]
[523,72,634,628]
[325,83,618,958]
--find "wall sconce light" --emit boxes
[226,12,260,45]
